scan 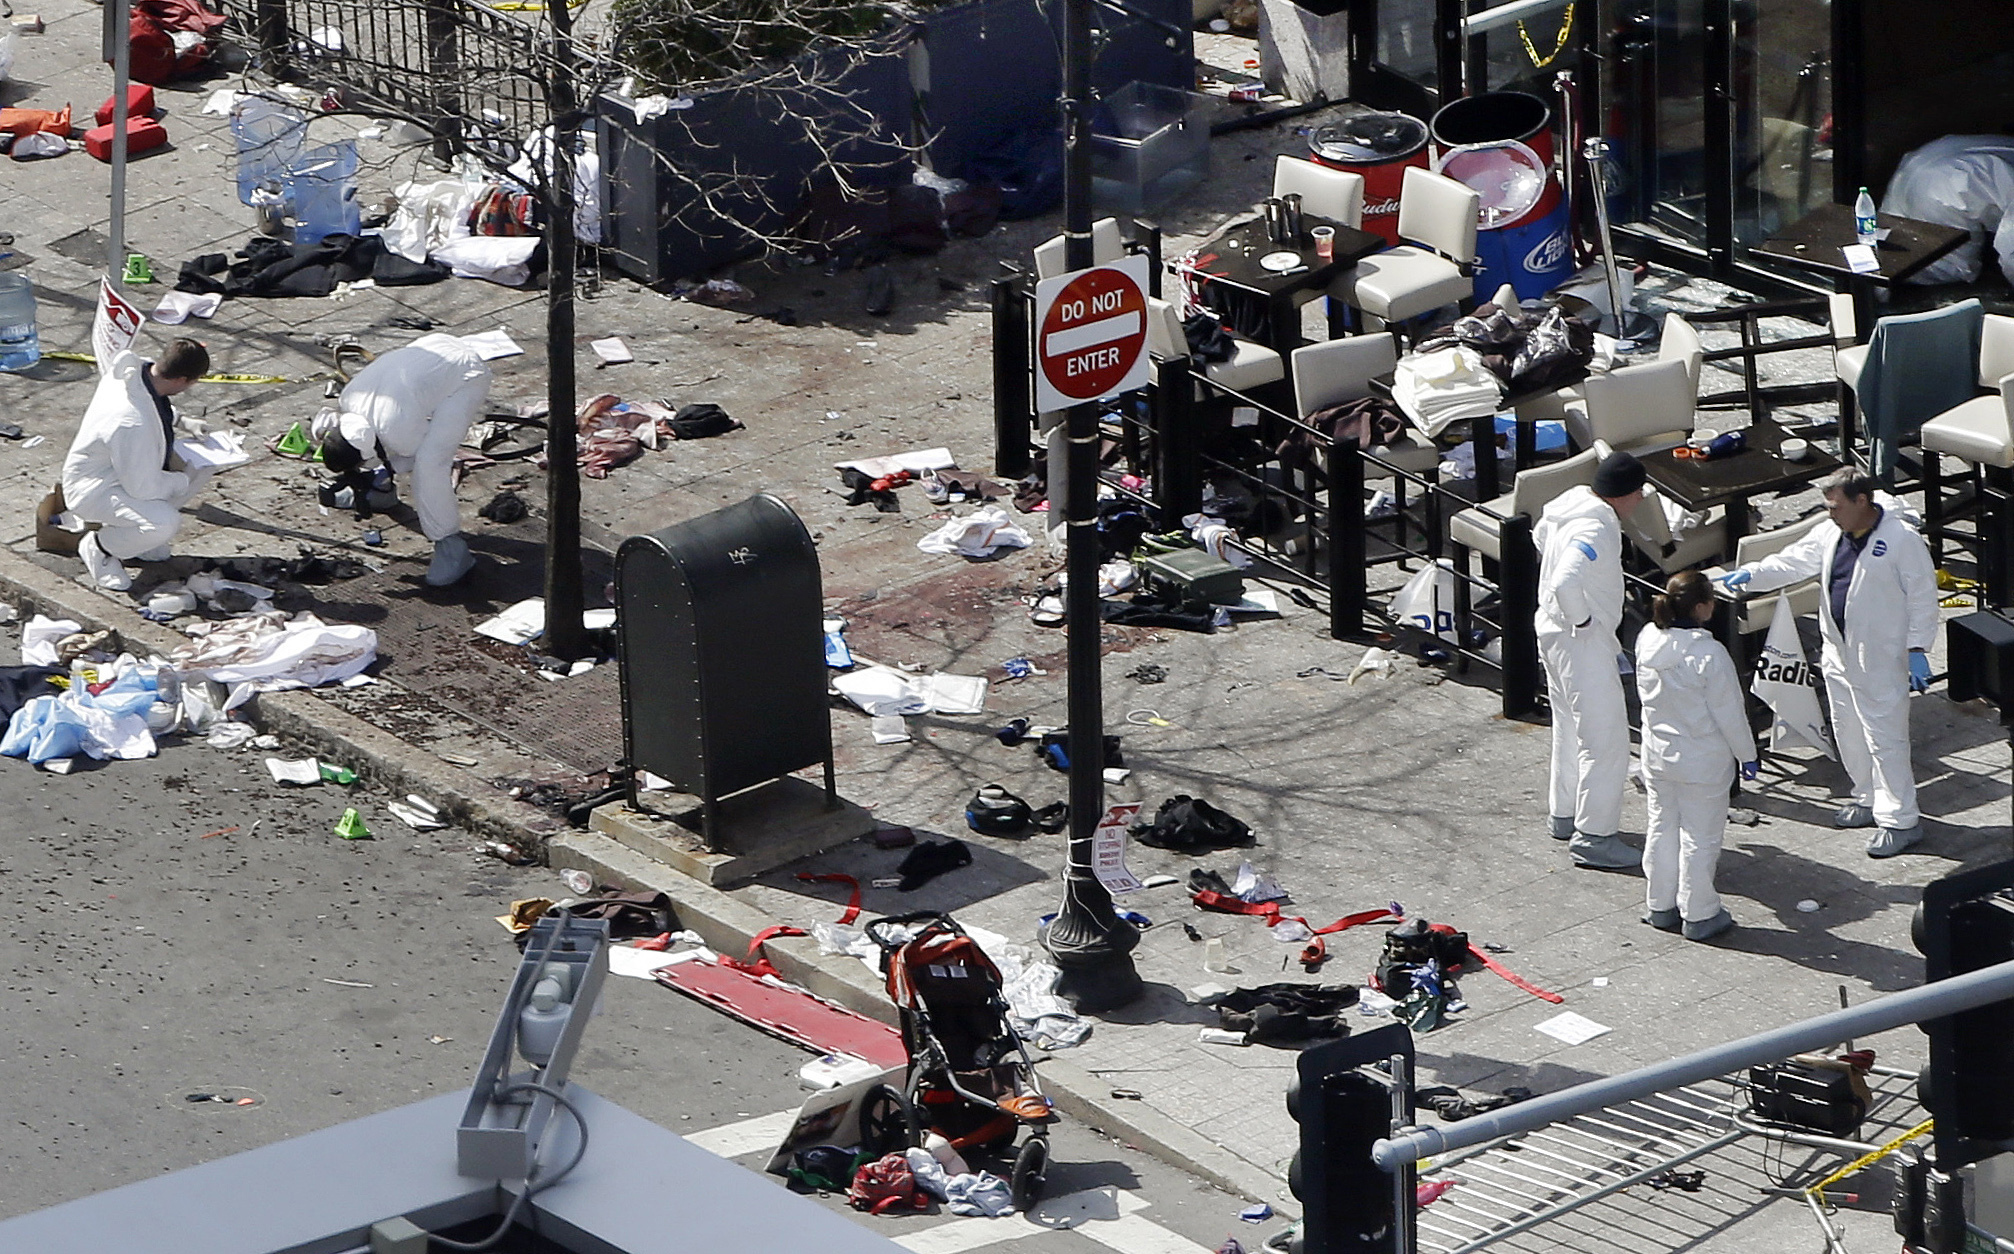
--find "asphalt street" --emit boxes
[0,681,1266,1253]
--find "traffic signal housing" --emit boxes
[1914,858,2014,1170]
[1288,1022,1416,1254]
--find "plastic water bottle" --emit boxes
[1854,187,1878,246]
[0,272,41,373]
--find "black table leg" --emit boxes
[1474,413,1499,501]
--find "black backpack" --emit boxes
[1131,795,1253,852]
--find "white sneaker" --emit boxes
[79,533,132,591]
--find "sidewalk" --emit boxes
[2,9,2007,1250]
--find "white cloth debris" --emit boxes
[1182,512,1254,568]
[1232,862,1287,903]
[905,1149,951,1201]
[963,923,1089,1050]
[265,756,323,785]
[1392,345,1504,437]
[382,178,485,264]
[20,615,81,667]
[1,666,160,764]
[834,447,956,478]
[387,800,445,830]
[171,612,377,693]
[832,666,988,717]
[917,506,1031,558]
[205,723,256,749]
[433,236,541,287]
[474,597,547,644]
[152,290,223,325]
[945,1172,1014,1217]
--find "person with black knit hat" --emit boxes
[1532,449,1646,869]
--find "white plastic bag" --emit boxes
[0,29,18,86]
[1388,558,1458,641]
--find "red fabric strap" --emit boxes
[1192,891,1400,967]
[795,872,862,925]
[1465,942,1564,1004]
[720,924,810,978]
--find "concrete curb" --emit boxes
[552,828,1297,1215]
[0,542,1293,1210]
[0,544,560,851]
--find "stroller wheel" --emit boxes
[1010,1135,1049,1212]
[859,1084,918,1158]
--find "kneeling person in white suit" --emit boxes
[62,338,214,591]
[1636,571,1758,942]
[312,333,493,587]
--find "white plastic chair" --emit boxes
[1033,217,1124,280]
[1273,155,1365,228]
[1146,296,1283,393]
[1335,167,1478,328]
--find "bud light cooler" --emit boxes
[1438,139,1574,304]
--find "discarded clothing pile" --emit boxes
[0,665,61,721]
[201,550,370,585]
[178,234,450,299]
[1414,1084,1535,1122]
[1215,982,1359,1045]
[2,662,166,765]
[562,395,738,479]
[169,610,377,694]
[845,1150,1014,1217]
[1417,303,1594,396]
[916,506,1031,558]
[130,0,226,85]
[1133,795,1251,851]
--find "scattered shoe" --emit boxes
[1642,908,1681,932]
[426,533,477,587]
[1866,824,1924,859]
[1569,833,1637,870]
[79,532,133,591]
[1548,815,1575,842]
[1834,803,1875,829]
[1681,908,1734,941]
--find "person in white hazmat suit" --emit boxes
[1635,571,1758,942]
[311,333,492,587]
[1718,469,1939,857]
[1883,135,2014,288]
[1534,450,1647,870]
[61,338,214,592]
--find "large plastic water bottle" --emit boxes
[287,140,361,243]
[0,272,41,373]
[1855,186,1878,247]
[231,98,308,206]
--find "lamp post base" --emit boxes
[1040,909,1143,1014]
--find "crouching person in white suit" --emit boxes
[311,333,492,587]
[1635,570,1758,942]
[62,338,214,591]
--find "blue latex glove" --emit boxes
[1741,760,1760,781]
[1717,569,1752,591]
[1910,651,1932,693]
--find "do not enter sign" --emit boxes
[1033,255,1151,412]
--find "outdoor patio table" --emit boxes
[1638,419,1843,562]
[1751,204,1969,333]
[1367,368,1589,502]
[1179,213,1384,351]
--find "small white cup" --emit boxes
[1780,437,1810,461]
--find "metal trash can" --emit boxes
[614,494,835,844]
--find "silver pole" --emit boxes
[105,0,132,287]
[1374,957,2014,1170]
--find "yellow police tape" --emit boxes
[40,350,291,384]
[1805,1117,1933,1197]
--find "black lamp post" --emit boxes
[1037,0,1143,1013]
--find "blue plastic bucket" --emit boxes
[288,141,361,243]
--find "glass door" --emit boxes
[1350,0,1445,117]
[1730,0,1832,247]
[1643,0,1713,244]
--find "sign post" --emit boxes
[1033,256,1151,414]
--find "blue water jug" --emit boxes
[0,272,41,373]
[287,140,361,243]
[231,98,308,206]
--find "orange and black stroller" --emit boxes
[862,911,1054,1211]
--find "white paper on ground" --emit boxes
[870,715,911,744]
[917,671,987,714]
[459,329,525,360]
[1534,1011,1611,1046]
[583,608,617,630]
[834,447,956,478]
[607,945,711,980]
[831,666,930,717]
[1226,588,1283,615]
[265,756,322,785]
[589,337,634,364]
[387,800,445,830]
[173,430,251,472]
[152,290,223,324]
[474,597,545,644]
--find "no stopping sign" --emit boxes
[1033,255,1151,412]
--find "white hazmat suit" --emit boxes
[61,350,208,565]
[1534,484,1630,842]
[1741,506,1938,830]
[1883,135,2014,288]
[1635,622,1756,925]
[316,333,491,544]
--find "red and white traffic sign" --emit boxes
[1033,255,1151,412]
[92,279,144,376]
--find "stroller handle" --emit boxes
[864,910,966,952]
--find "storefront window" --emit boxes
[1732,0,1832,245]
